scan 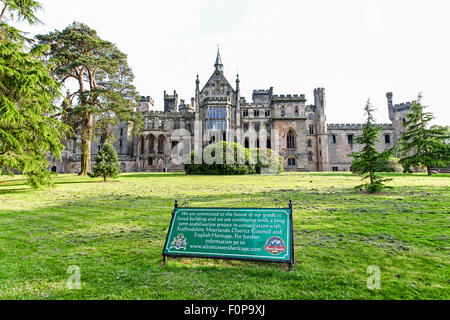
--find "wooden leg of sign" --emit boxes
[289,263,294,272]
[163,256,167,265]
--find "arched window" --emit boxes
[308,114,313,120]
[307,152,313,162]
[139,136,144,154]
[281,106,285,117]
[288,158,296,167]
[307,139,312,148]
[148,135,155,153]
[294,106,299,115]
[158,135,165,154]
[287,129,296,150]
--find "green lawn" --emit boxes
[0,172,448,300]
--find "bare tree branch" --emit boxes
[0,3,9,21]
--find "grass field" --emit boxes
[0,172,448,300]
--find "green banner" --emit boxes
[163,207,293,263]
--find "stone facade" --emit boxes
[50,51,412,174]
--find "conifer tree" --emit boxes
[90,143,120,182]
[0,0,69,188]
[398,94,450,175]
[36,22,142,176]
[351,100,392,193]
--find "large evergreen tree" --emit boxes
[398,94,450,175]
[0,0,69,188]
[36,22,142,176]
[351,100,392,193]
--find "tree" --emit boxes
[398,94,450,175]
[184,141,284,175]
[36,22,142,176]
[89,143,120,182]
[0,0,42,43]
[351,100,392,193]
[0,0,69,188]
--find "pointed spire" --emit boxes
[214,46,223,72]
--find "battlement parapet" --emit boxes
[392,102,412,112]
[272,94,306,102]
[140,96,153,102]
[253,89,271,95]
[203,97,233,103]
[314,88,325,94]
[328,123,393,130]
[143,110,187,117]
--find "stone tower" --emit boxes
[164,90,178,113]
[314,88,330,171]
[387,92,412,144]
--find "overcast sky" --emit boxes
[13,0,450,125]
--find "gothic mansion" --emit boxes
[51,50,412,173]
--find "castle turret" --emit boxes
[386,91,412,145]
[164,90,178,113]
[387,92,394,121]
[194,75,202,163]
[235,74,241,132]
[314,88,330,171]
[138,96,154,112]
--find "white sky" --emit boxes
[12,0,450,125]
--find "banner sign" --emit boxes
[162,203,294,267]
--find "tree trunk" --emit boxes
[104,175,107,183]
[79,112,93,176]
[427,166,432,176]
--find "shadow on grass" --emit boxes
[54,180,110,186]
[121,173,185,179]
[0,187,32,195]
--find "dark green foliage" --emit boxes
[36,22,142,176]
[0,0,69,188]
[398,94,450,175]
[184,141,283,175]
[89,143,120,182]
[351,100,392,193]
[380,157,403,173]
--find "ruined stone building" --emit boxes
[50,50,412,173]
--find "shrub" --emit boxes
[184,142,283,175]
[248,148,284,174]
